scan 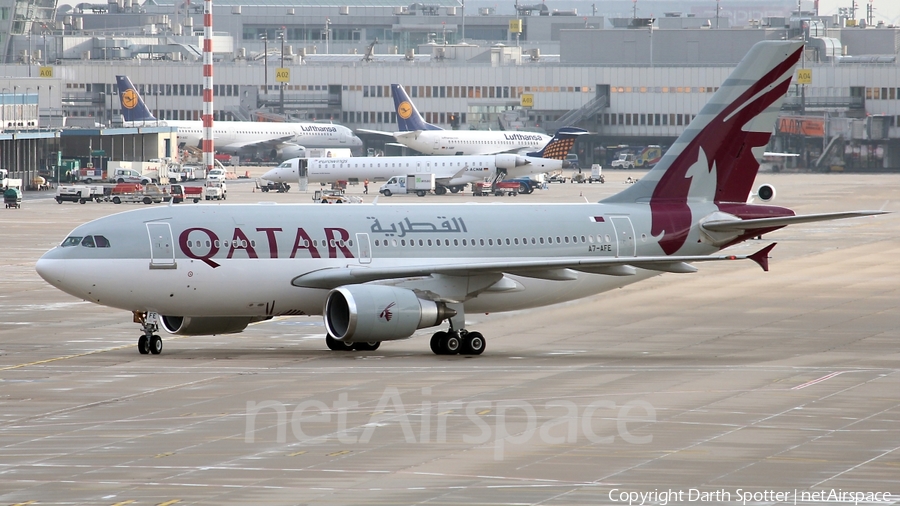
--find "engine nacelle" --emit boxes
[270,144,306,161]
[160,315,260,335]
[494,154,530,170]
[324,285,455,342]
[756,184,776,202]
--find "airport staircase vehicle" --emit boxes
[546,94,607,131]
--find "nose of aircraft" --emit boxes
[261,167,285,182]
[35,254,66,291]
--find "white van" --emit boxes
[109,168,153,185]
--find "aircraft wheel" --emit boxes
[149,335,163,355]
[450,186,461,194]
[461,332,486,355]
[325,334,353,351]
[138,336,150,355]
[352,342,381,351]
[435,186,447,195]
[430,331,447,355]
[441,332,461,355]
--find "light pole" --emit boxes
[1,87,8,128]
[325,18,331,54]
[13,85,18,129]
[26,87,32,129]
[27,34,32,77]
[261,33,268,103]
[279,28,285,114]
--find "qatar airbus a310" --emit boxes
[38,41,884,356]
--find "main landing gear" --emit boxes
[325,334,381,352]
[134,311,163,355]
[430,303,485,355]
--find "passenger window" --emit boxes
[81,236,96,248]
[61,236,83,247]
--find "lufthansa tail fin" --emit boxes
[604,41,803,207]
[526,127,587,160]
[115,75,157,123]
[391,84,441,132]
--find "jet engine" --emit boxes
[270,144,307,161]
[324,285,455,342]
[755,184,776,202]
[160,316,263,335]
[494,154,530,170]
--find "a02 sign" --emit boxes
[276,68,290,83]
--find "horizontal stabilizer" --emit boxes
[702,210,888,232]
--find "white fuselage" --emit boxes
[128,120,362,153]
[394,130,551,156]
[262,154,561,186]
[36,202,721,320]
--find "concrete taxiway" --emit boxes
[1,171,898,505]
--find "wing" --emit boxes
[219,135,297,152]
[357,128,396,137]
[292,244,777,289]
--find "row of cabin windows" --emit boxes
[184,234,615,251]
[374,234,613,248]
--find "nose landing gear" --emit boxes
[134,311,163,355]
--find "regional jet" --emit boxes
[116,76,362,160]
[39,42,884,356]
[359,84,552,155]
[261,127,586,194]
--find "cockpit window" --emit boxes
[61,235,110,248]
[278,161,291,168]
[61,236,83,247]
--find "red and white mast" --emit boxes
[202,0,214,173]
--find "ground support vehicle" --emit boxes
[379,174,436,197]
[55,185,106,204]
[204,182,227,201]
[256,180,291,193]
[108,183,170,204]
[611,153,636,169]
[473,181,520,196]
[546,171,568,184]
[4,188,22,208]
[313,189,362,204]
[589,165,605,183]
[171,184,204,203]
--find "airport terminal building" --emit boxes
[2,0,900,177]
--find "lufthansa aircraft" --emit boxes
[359,84,552,155]
[261,127,586,194]
[116,76,363,160]
[39,42,883,356]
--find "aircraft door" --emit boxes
[298,159,309,192]
[146,222,177,269]
[356,233,372,264]
[610,216,636,257]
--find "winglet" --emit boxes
[748,243,776,272]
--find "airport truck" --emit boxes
[379,174,436,197]
[55,185,106,203]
